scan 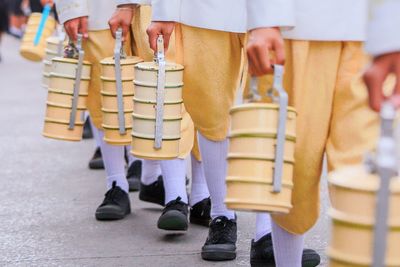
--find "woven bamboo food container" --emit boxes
[20,13,56,62]
[225,103,297,213]
[327,166,400,267]
[131,61,184,159]
[99,56,143,145]
[43,56,91,141]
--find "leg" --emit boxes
[189,152,211,227]
[139,159,165,206]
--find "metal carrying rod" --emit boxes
[69,34,84,130]
[114,28,126,135]
[372,102,397,267]
[271,65,287,193]
[154,35,166,149]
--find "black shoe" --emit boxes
[190,197,211,227]
[95,182,131,221]
[157,197,188,231]
[82,117,93,139]
[139,175,165,206]
[88,147,104,170]
[126,160,142,192]
[250,233,321,267]
[201,216,237,261]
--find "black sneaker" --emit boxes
[250,233,321,267]
[139,175,165,206]
[190,197,211,227]
[95,182,131,221]
[82,117,93,139]
[88,147,104,170]
[157,197,188,231]
[126,160,142,192]
[201,216,237,261]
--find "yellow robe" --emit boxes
[251,40,379,234]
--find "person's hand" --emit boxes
[40,0,54,7]
[363,52,400,111]
[247,27,285,76]
[146,22,175,52]
[64,16,89,42]
[108,5,137,41]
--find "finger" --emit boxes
[121,24,130,42]
[273,39,285,66]
[363,67,387,111]
[146,26,159,52]
[79,17,89,39]
[108,18,118,39]
[247,45,263,76]
[163,31,172,52]
[255,44,272,74]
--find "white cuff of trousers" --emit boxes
[152,0,180,22]
[55,0,89,25]
[365,1,400,56]
[247,0,295,31]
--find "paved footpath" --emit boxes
[0,35,329,267]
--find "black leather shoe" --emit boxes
[190,197,211,227]
[126,160,142,192]
[201,216,237,261]
[95,182,131,221]
[157,197,188,231]
[82,117,93,139]
[88,147,104,170]
[250,233,321,267]
[139,175,165,206]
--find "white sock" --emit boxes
[271,220,304,267]
[189,153,210,207]
[160,159,188,204]
[98,131,129,193]
[125,146,141,166]
[255,213,272,241]
[89,117,101,148]
[198,133,235,220]
[141,160,162,185]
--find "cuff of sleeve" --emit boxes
[247,0,295,31]
[55,0,89,24]
[365,1,400,56]
[115,0,143,6]
[152,0,180,22]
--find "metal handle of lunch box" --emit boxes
[249,65,287,193]
[371,102,398,267]
[114,28,126,135]
[154,35,166,149]
[69,34,84,130]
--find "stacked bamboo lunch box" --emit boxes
[42,35,92,141]
[42,35,66,88]
[327,103,400,267]
[20,12,56,62]
[225,66,297,214]
[131,36,184,159]
[100,29,143,145]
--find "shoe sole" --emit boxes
[250,249,321,267]
[95,206,131,221]
[139,193,164,206]
[157,210,188,231]
[201,244,236,261]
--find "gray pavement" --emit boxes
[0,35,329,267]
